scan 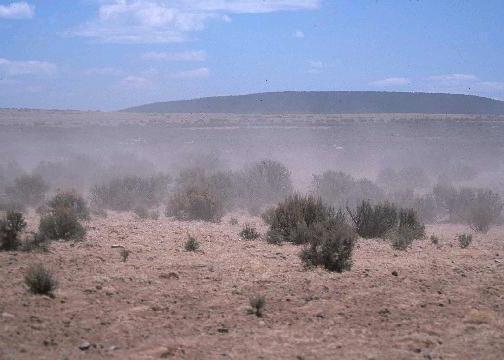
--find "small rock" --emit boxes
[391,271,398,276]
[107,345,120,351]
[79,341,91,351]
[217,326,229,333]
[2,312,15,319]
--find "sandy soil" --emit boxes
[1,213,503,359]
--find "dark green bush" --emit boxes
[240,224,260,240]
[38,207,86,241]
[265,194,335,243]
[166,186,223,222]
[348,201,398,238]
[5,174,49,207]
[24,264,57,295]
[185,235,199,251]
[249,295,265,317]
[48,191,90,220]
[458,233,472,248]
[299,220,357,272]
[0,211,27,251]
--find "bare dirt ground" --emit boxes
[1,213,503,359]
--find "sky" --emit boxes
[0,0,503,110]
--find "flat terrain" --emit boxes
[1,212,503,359]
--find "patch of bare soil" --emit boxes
[1,213,503,359]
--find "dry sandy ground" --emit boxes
[1,213,503,359]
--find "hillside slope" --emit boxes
[122,91,504,114]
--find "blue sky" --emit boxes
[0,0,503,110]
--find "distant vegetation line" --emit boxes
[121,91,504,115]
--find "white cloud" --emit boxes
[0,58,56,77]
[370,77,411,86]
[85,67,124,76]
[428,73,479,82]
[142,50,206,61]
[0,2,34,19]
[172,67,209,79]
[294,30,304,38]
[119,75,152,88]
[307,60,323,74]
[69,0,320,43]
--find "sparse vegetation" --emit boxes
[458,233,472,249]
[91,174,171,211]
[24,264,57,296]
[240,224,260,240]
[312,171,384,210]
[134,206,149,219]
[467,190,502,233]
[185,235,199,251]
[0,211,27,251]
[229,217,239,225]
[38,207,86,241]
[166,186,223,222]
[430,234,440,245]
[299,220,357,272]
[347,201,398,239]
[5,174,49,208]
[48,191,90,220]
[249,295,265,317]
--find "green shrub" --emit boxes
[266,229,284,245]
[185,235,199,251]
[24,264,57,295]
[388,226,417,250]
[48,191,90,220]
[0,211,27,251]
[166,186,223,222]
[265,194,335,243]
[229,217,239,225]
[430,234,440,245]
[398,208,425,239]
[348,201,398,238]
[5,174,49,207]
[458,233,472,248]
[249,295,265,317]
[38,207,86,241]
[467,190,502,233]
[299,220,356,272]
[240,224,260,240]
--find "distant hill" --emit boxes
[122,91,504,114]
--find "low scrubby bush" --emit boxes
[347,201,398,238]
[185,235,199,251]
[166,186,223,222]
[38,207,86,241]
[133,206,149,219]
[458,233,472,248]
[264,194,335,244]
[467,190,502,233]
[235,160,293,213]
[299,220,356,272]
[240,224,260,240]
[91,174,171,211]
[249,295,265,317]
[312,171,384,210]
[0,211,27,251]
[48,191,90,220]
[24,264,57,295]
[264,194,356,272]
[5,174,49,208]
[433,186,503,231]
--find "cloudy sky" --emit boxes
[0,0,503,110]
